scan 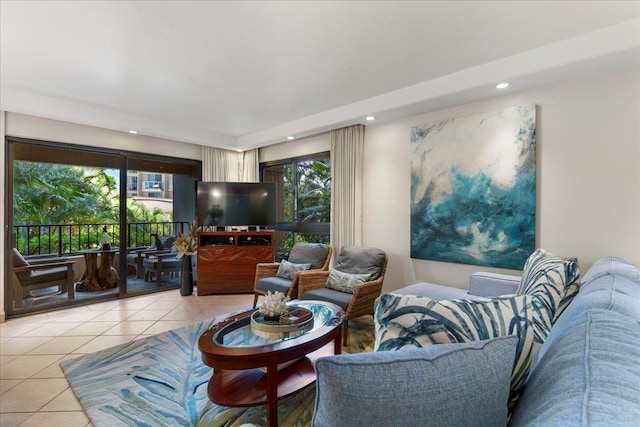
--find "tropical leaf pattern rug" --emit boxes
[61,313,374,427]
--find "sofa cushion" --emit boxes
[275,259,311,280]
[374,292,553,409]
[469,272,521,297]
[325,269,371,294]
[334,246,386,280]
[517,248,580,322]
[509,309,640,426]
[313,336,518,427]
[391,282,489,301]
[560,256,640,321]
[300,287,352,310]
[288,243,330,270]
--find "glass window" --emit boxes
[261,153,330,257]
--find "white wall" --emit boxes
[4,113,203,160]
[259,132,330,163]
[364,66,640,292]
[3,67,639,319]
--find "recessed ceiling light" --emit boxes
[128,130,138,134]
[496,82,510,89]
[236,149,243,153]
[287,136,295,140]
[365,116,376,121]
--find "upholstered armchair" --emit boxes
[253,243,332,308]
[298,245,387,345]
[12,248,75,309]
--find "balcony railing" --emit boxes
[142,181,163,191]
[12,221,190,256]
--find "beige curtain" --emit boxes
[201,146,258,182]
[330,124,364,253]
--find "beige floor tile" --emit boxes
[0,378,68,412]
[0,322,44,338]
[0,379,22,394]
[161,309,199,321]
[126,309,171,321]
[22,323,84,337]
[89,310,137,322]
[28,336,94,355]
[0,355,62,379]
[0,412,33,426]
[102,321,155,336]
[31,358,67,379]
[63,321,119,336]
[50,311,103,323]
[1,336,54,355]
[40,388,83,411]
[72,335,135,354]
[0,354,18,367]
[142,320,192,335]
[86,300,121,311]
[111,299,155,310]
[18,411,90,427]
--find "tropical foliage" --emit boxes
[13,161,174,254]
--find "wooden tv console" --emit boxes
[197,231,275,296]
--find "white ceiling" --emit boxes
[1,1,639,151]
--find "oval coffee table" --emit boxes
[198,300,344,427]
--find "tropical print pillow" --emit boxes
[374,292,554,410]
[517,248,580,322]
[326,269,372,294]
[276,259,312,280]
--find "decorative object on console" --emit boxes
[172,218,200,296]
[410,104,536,269]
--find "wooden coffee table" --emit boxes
[198,301,344,426]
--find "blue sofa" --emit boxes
[313,257,640,426]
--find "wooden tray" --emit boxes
[251,307,313,333]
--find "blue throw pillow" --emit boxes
[313,336,517,427]
[374,292,553,410]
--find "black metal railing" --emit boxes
[12,221,190,256]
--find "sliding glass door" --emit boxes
[5,137,200,317]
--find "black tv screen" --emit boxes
[197,182,277,227]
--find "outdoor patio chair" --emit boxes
[253,243,332,308]
[12,248,76,309]
[126,234,176,278]
[141,250,182,286]
[298,245,387,345]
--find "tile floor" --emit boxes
[0,290,256,427]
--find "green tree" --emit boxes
[13,162,117,225]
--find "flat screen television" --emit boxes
[197,182,277,228]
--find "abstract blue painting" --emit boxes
[410,104,536,269]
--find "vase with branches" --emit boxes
[172,218,200,296]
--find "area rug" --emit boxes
[61,311,374,427]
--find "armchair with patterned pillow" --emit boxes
[298,245,387,345]
[253,243,332,308]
